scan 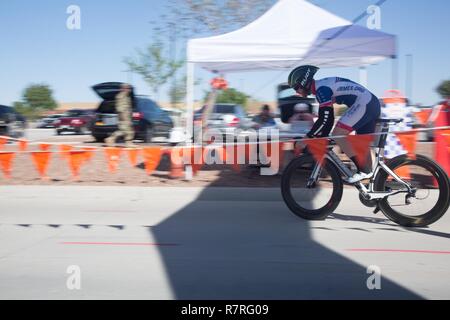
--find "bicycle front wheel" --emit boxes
[281,155,343,220]
[374,154,450,227]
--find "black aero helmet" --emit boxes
[288,65,320,91]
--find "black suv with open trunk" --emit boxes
[0,105,27,138]
[91,82,173,143]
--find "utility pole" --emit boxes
[169,21,177,108]
[391,57,398,89]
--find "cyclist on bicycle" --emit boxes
[288,65,381,183]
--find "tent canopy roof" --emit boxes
[187,0,396,72]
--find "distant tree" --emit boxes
[437,80,450,98]
[23,84,57,110]
[13,84,57,119]
[168,75,203,106]
[12,101,25,111]
[124,42,184,98]
[168,80,187,106]
[144,0,275,107]
[175,0,275,37]
[211,88,249,106]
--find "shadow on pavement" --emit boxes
[151,171,423,299]
[332,213,450,240]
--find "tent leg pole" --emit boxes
[359,67,368,88]
[186,62,195,144]
[184,62,195,181]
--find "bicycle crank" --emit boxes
[359,193,379,208]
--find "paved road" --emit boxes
[25,128,58,141]
[24,128,90,144]
[0,186,449,300]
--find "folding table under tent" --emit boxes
[185,0,397,140]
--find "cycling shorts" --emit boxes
[336,94,381,134]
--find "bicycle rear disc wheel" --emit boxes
[374,154,450,227]
[281,155,343,220]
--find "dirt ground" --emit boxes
[0,134,435,188]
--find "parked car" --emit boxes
[54,109,96,135]
[204,104,251,137]
[91,82,173,143]
[0,105,27,138]
[37,114,65,128]
[277,83,317,124]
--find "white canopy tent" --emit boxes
[185,0,397,140]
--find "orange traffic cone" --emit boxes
[169,148,184,179]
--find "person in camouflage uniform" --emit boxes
[106,84,136,148]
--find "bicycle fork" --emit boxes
[306,163,322,188]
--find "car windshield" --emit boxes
[278,88,298,99]
[214,105,236,114]
[64,111,83,117]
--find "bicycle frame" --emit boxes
[308,144,415,202]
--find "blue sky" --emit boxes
[0,0,449,107]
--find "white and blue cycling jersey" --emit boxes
[309,77,381,136]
